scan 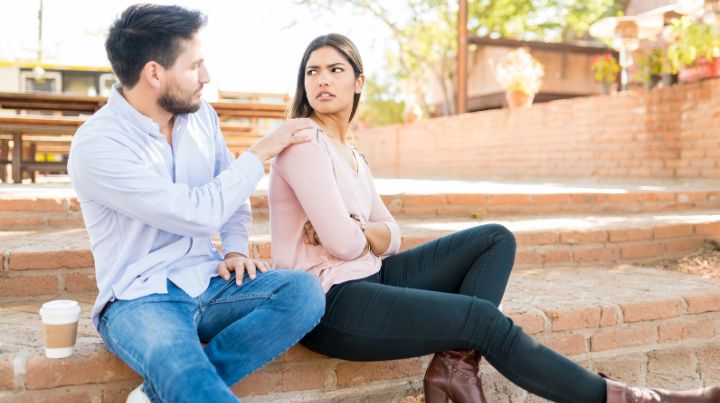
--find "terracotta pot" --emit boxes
[679,57,720,82]
[505,90,534,109]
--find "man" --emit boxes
[68,4,324,402]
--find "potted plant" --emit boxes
[634,48,675,89]
[590,53,620,94]
[667,16,720,82]
[495,47,544,109]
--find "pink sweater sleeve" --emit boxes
[367,169,401,255]
[274,136,369,260]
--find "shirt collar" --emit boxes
[106,84,188,136]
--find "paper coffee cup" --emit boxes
[39,300,80,359]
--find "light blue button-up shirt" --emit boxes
[68,86,264,328]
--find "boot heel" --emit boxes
[424,379,448,403]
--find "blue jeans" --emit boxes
[98,269,325,403]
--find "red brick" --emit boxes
[68,198,81,212]
[684,293,720,314]
[102,383,137,403]
[507,311,545,335]
[255,242,272,259]
[528,194,570,205]
[402,194,447,207]
[544,307,601,331]
[64,272,98,293]
[676,192,708,202]
[653,224,694,239]
[695,222,720,236]
[335,358,424,387]
[606,193,644,203]
[9,250,93,271]
[0,215,46,227]
[620,243,666,260]
[0,275,59,297]
[515,232,558,246]
[514,250,543,266]
[543,249,572,265]
[600,306,618,327]
[608,228,652,243]
[620,299,683,322]
[446,194,487,206]
[559,230,607,244]
[0,355,13,391]
[590,327,656,352]
[0,199,66,212]
[572,246,619,264]
[1,390,94,403]
[232,364,325,396]
[658,320,716,343]
[665,238,705,254]
[280,345,327,362]
[400,206,438,216]
[25,347,139,389]
[436,205,474,217]
[486,194,529,206]
[47,217,85,227]
[539,334,586,356]
[399,236,434,251]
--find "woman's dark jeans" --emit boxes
[301,224,607,403]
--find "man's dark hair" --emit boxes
[105,3,207,88]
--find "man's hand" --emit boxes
[247,118,315,161]
[217,252,271,285]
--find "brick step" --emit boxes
[3,180,720,226]
[0,211,84,229]
[1,266,718,402]
[3,212,720,300]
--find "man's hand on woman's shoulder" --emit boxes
[247,118,315,162]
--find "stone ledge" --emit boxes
[1,266,719,401]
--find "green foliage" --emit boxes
[297,0,623,126]
[666,16,720,74]
[356,75,406,126]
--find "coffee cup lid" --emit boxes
[39,300,81,316]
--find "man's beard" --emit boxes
[158,80,201,115]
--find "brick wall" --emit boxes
[355,78,720,181]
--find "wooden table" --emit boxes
[0,115,262,183]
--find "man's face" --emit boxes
[158,34,210,115]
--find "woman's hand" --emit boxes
[303,220,322,245]
[217,252,271,285]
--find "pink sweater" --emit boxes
[269,128,401,292]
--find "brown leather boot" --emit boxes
[604,376,720,402]
[423,349,487,403]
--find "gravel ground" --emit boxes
[645,241,720,279]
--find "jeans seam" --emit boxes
[208,292,272,305]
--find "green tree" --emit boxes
[298,0,624,125]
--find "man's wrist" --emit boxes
[224,252,246,260]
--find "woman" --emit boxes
[265,33,719,403]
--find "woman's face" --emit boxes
[304,46,363,118]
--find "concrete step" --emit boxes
[3,212,720,300]
[2,180,720,228]
[1,265,718,402]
